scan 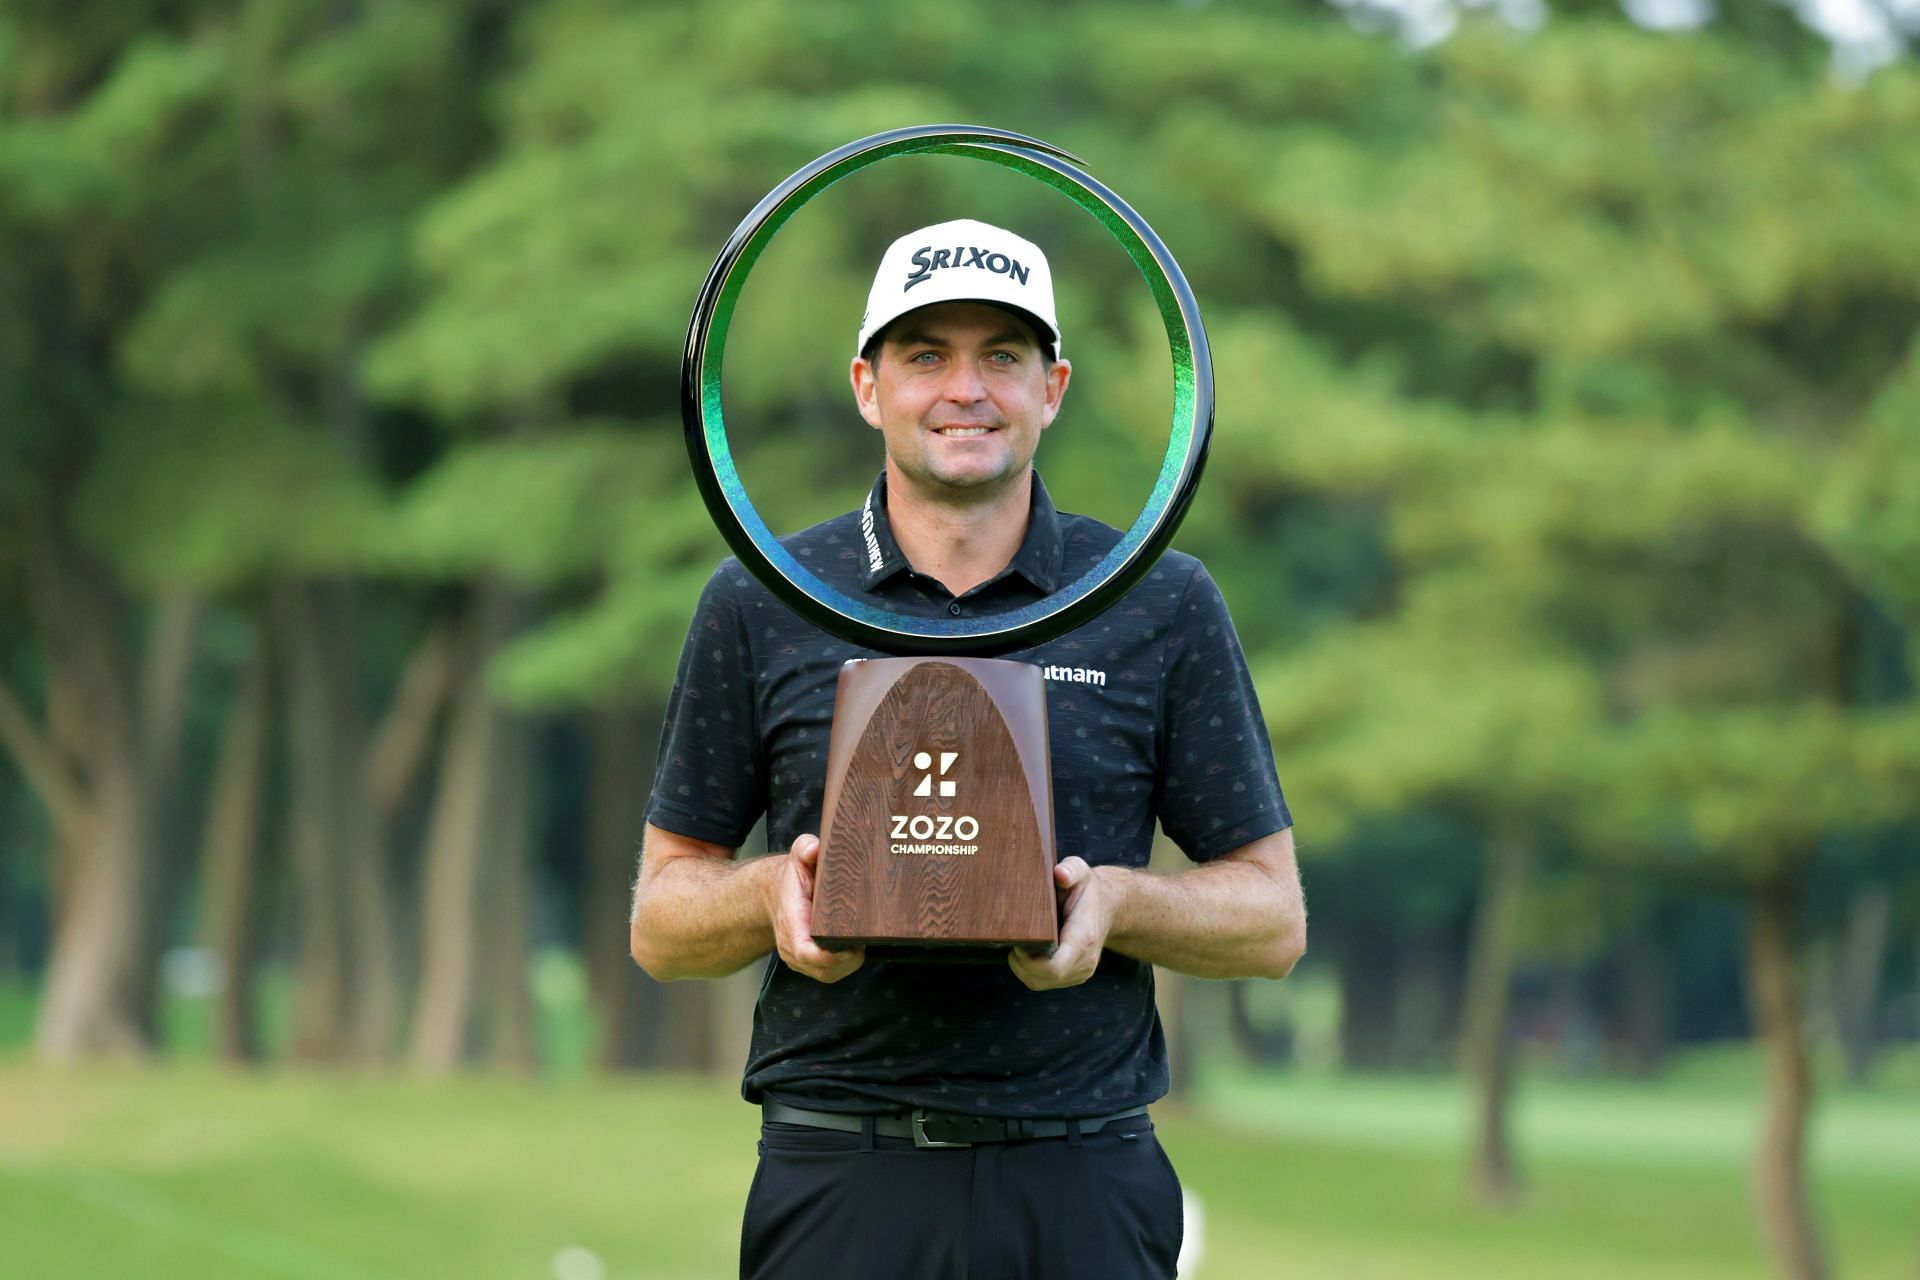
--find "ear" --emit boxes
[1039,358,1072,429]
[850,354,884,429]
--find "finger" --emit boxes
[825,945,866,981]
[1007,947,1054,990]
[1054,857,1089,889]
[782,918,834,967]
[796,942,864,983]
[788,836,822,898]
[1047,940,1084,983]
[1010,941,1079,991]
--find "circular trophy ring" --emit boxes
[681,124,1213,657]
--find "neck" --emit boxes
[885,462,1033,598]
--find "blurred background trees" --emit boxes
[2,3,1918,1278]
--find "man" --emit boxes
[631,218,1305,1280]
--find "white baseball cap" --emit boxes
[856,218,1062,358]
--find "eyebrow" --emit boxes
[892,327,1036,352]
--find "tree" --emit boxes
[0,0,499,1060]
[1202,17,1920,1271]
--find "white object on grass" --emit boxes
[551,1245,605,1280]
[1177,1188,1206,1279]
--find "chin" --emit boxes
[928,463,1021,492]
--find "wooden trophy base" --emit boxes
[811,657,1057,955]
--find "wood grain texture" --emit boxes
[813,658,1057,951]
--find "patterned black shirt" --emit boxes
[645,470,1291,1116]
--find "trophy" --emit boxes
[809,657,1056,953]
[681,126,1213,956]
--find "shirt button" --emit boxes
[948,602,963,616]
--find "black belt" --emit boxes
[762,1100,1152,1149]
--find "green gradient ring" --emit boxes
[681,124,1212,656]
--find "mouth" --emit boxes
[932,425,998,438]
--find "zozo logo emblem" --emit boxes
[891,748,979,848]
[913,751,958,798]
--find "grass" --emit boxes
[1186,1061,1920,1279]
[0,1055,1914,1280]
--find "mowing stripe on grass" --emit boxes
[1,1162,400,1280]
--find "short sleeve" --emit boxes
[1155,562,1293,861]
[643,562,767,847]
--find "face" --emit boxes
[850,301,1071,503]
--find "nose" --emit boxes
[941,359,987,404]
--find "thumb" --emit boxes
[792,834,821,867]
[1054,856,1089,888]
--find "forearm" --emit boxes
[630,844,778,981]
[1098,842,1305,980]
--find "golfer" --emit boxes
[631,218,1305,1280]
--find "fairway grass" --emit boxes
[0,1059,1913,1279]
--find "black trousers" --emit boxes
[740,1115,1184,1280]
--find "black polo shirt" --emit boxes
[645,470,1291,1117]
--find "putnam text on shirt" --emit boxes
[1042,664,1106,686]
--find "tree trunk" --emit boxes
[276,578,410,1064]
[1225,980,1292,1067]
[1620,917,1672,1076]
[1832,883,1891,1086]
[35,750,153,1057]
[410,586,506,1074]
[1747,871,1827,1280]
[363,623,459,820]
[130,594,205,1029]
[24,515,195,1060]
[342,823,402,1065]
[584,706,654,1071]
[200,632,271,1064]
[1157,972,1194,1099]
[654,975,721,1073]
[348,619,458,1062]
[1337,920,1399,1071]
[42,650,91,922]
[1391,925,1458,1070]
[0,781,12,976]
[276,582,355,1061]
[481,709,538,1076]
[1459,829,1531,1208]
[584,704,730,1076]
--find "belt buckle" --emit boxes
[910,1108,972,1149]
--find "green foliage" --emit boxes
[380,429,686,581]
[75,402,386,590]
[3,0,1919,1036]
[1262,570,1607,842]
[377,428,724,701]
[1585,706,1920,871]
[1819,337,1920,626]
[1174,15,1920,896]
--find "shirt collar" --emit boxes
[858,469,1065,595]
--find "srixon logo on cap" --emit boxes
[903,243,1031,292]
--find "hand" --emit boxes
[765,835,865,983]
[1008,857,1121,991]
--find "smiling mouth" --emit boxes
[933,425,996,437]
